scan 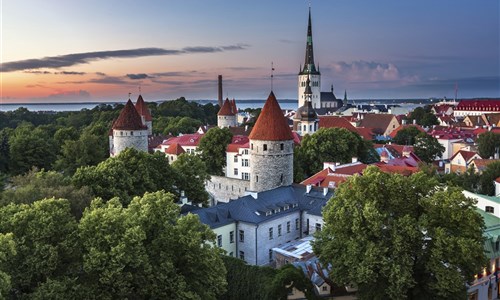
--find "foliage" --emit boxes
[0,233,16,299]
[0,129,11,174]
[477,132,500,159]
[413,132,445,163]
[0,169,93,219]
[392,126,422,145]
[478,161,500,196]
[8,123,57,174]
[0,198,80,297]
[154,116,202,136]
[73,148,177,205]
[171,154,210,204]
[198,127,233,175]
[438,166,480,193]
[267,264,318,300]
[79,191,227,299]
[408,106,439,127]
[152,97,218,126]
[294,128,372,181]
[314,167,486,300]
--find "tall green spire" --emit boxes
[343,90,348,106]
[300,7,319,75]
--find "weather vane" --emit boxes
[271,62,275,91]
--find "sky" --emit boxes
[1,0,499,103]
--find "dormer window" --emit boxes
[263,144,267,151]
[265,211,272,216]
[486,206,495,213]
[284,205,289,211]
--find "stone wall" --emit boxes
[206,175,250,204]
[112,129,148,156]
[217,115,237,128]
[249,139,294,192]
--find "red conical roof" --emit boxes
[249,92,293,141]
[231,99,237,114]
[135,95,153,121]
[113,99,148,130]
[218,98,234,116]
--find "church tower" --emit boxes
[293,77,318,136]
[110,99,148,157]
[249,91,294,193]
[298,7,321,109]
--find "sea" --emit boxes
[0,99,432,113]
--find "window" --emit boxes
[496,241,499,251]
[280,143,284,150]
[217,235,222,247]
[234,168,238,175]
[295,218,299,230]
[322,286,328,292]
[263,144,267,151]
[269,227,273,240]
[269,249,273,262]
[242,159,249,167]
[256,175,258,182]
[229,252,233,257]
[278,225,282,236]
[230,231,234,243]
[287,221,291,233]
[239,251,245,260]
[251,143,253,150]
[316,223,322,232]
[239,230,244,242]
[234,156,238,163]
[130,131,134,136]
[284,205,289,211]
[243,149,249,155]
[280,174,283,183]
[486,206,495,213]
[242,173,249,180]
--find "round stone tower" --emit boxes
[135,94,153,135]
[249,91,294,193]
[110,99,149,157]
[217,98,237,128]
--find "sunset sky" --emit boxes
[1,0,499,103]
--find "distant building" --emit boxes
[454,99,500,117]
[217,98,238,128]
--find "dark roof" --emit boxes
[113,99,148,130]
[320,91,337,102]
[358,114,397,132]
[296,101,317,121]
[135,95,152,121]
[299,8,319,75]
[249,92,294,141]
[189,185,332,228]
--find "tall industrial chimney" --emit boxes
[218,75,223,107]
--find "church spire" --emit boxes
[301,7,319,75]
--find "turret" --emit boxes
[249,92,294,193]
[294,77,318,136]
[135,94,153,135]
[218,98,237,128]
[110,99,148,157]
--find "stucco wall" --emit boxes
[206,176,250,204]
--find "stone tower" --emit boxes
[134,94,153,135]
[249,91,294,193]
[217,98,237,128]
[294,77,318,136]
[110,99,148,157]
[298,7,321,109]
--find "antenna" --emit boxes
[271,62,275,91]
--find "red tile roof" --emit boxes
[318,116,373,140]
[135,95,152,121]
[358,114,397,133]
[495,176,500,183]
[456,99,500,111]
[161,134,202,147]
[165,143,185,155]
[231,99,237,114]
[113,99,148,130]
[472,159,500,171]
[450,150,481,162]
[249,91,294,141]
[226,135,250,153]
[218,98,235,116]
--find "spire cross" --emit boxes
[271,62,275,91]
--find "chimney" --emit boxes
[180,190,188,205]
[306,184,312,194]
[218,75,223,107]
[352,157,358,163]
[413,119,417,125]
[323,187,328,196]
[323,162,335,171]
[402,119,407,125]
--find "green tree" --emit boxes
[73,148,177,205]
[198,127,233,175]
[408,106,439,127]
[171,154,210,204]
[163,116,203,136]
[314,167,486,300]
[0,233,16,298]
[79,191,227,299]
[477,132,500,159]
[0,129,11,173]
[392,126,422,145]
[413,132,445,163]
[267,264,318,300]
[294,128,368,181]
[0,198,80,297]
[8,123,57,174]
[0,169,93,219]
[478,161,500,196]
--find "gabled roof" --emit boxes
[319,116,356,131]
[249,91,294,141]
[230,99,237,114]
[165,143,185,155]
[113,99,148,130]
[358,114,398,133]
[218,98,235,116]
[226,135,250,153]
[160,134,202,147]
[472,159,500,171]
[450,150,481,162]
[134,95,152,121]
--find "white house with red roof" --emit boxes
[164,143,185,163]
[445,150,482,174]
[225,136,250,180]
[154,133,203,155]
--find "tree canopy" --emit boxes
[171,153,210,204]
[477,132,500,159]
[392,126,422,146]
[314,167,486,300]
[407,106,439,127]
[413,132,445,163]
[198,127,233,176]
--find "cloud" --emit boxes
[126,73,150,80]
[1,44,250,72]
[330,61,405,82]
[23,70,52,74]
[88,76,130,85]
[95,72,107,76]
[55,71,86,75]
[226,67,260,71]
[30,90,92,102]
[26,84,50,89]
